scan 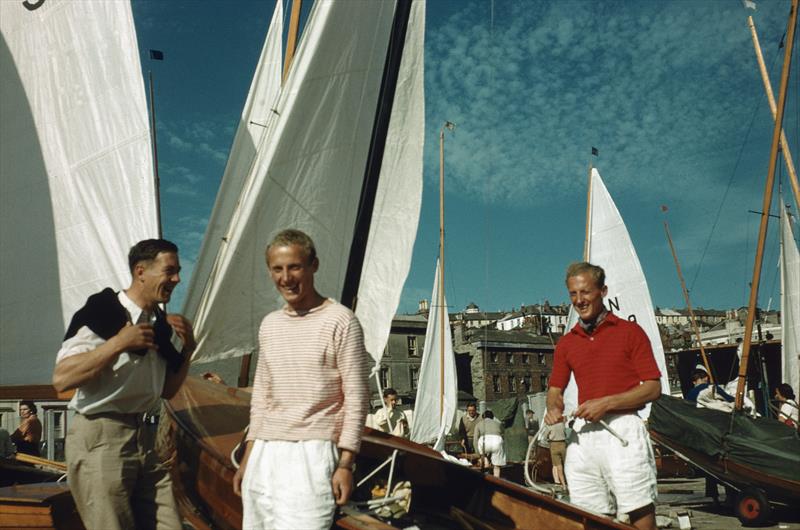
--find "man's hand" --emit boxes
[166,314,196,354]
[232,464,245,497]
[544,409,564,425]
[332,467,353,505]
[113,321,156,352]
[573,396,612,422]
[545,386,565,425]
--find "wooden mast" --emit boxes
[748,15,800,212]
[663,216,715,385]
[439,122,455,419]
[238,0,304,388]
[583,158,593,261]
[282,0,303,84]
[735,0,798,410]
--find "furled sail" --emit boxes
[181,0,283,326]
[0,0,156,386]
[780,204,800,398]
[562,169,670,419]
[410,259,457,450]
[189,0,425,363]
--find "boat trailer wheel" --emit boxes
[735,487,771,527]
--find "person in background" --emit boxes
[525,409,539,446]
[0,429,15,458]
[775,383,799,428]
[233,229,369,530]
[546,417,567,490]
[685,368,733,404]
[458,402,481,454]
[374,388,409,438]
[52,238,195,530]
[545,262,661,530]
[11,401,42,457]
[474,410,505,478]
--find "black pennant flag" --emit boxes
[149,49,164,61]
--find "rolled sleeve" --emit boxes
[56,326,103,364]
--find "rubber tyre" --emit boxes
[735,487,771,527]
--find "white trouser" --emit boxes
[242,439,338,530]
[477,434,507,466]
[565,414,657,516]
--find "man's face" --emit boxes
[137,252,181,306]
[567,273,607,322]
[695,375,709,387]
[19,405,31,418]
[384,393,399,408]
[267,244,318,310]
[466,405,477,418]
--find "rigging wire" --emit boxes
[688,36,784,294]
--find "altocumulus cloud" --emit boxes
[425,0,789,206]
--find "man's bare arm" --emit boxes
[52,323,155,392]
[545,386,565,425]
[573,379,661,422]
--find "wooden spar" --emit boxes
[663,218,715,385]
[748,15,800,212]
[282,0,303,84]
[583,160,593,261]
[148,71,162,238]
[735,0,799,411]
[439,125,445,420]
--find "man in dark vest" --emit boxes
[52,239,195,530]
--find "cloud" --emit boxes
[424,1,787,208]
[159,120,229,165]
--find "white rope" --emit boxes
[231,425,249,469]
[522,423,555,494]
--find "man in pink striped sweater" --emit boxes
[232,229,370,529]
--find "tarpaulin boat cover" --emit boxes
[650,395,800,483]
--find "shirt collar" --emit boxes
[119,290,146,324]
[572,311,619,336]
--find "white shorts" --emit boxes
[242,439,338,530]
[565,414,657,516]
[477,434,507,466]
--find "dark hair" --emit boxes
[128,239,178,273]
[483,410,494,420]
[19,401,37,414]
[777,383,796,401]
[383,387,398,398]
[565,262,605,288]
[691,369,709,384]
[466,402,477,409]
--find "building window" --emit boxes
[410,366,419,389]
[507,353,514,364]
[540,374,548,390]
[490,352,499,363]
[538,353,546,365]
[379,366,390,388]
[522,354,530,364]
[523,375,532,392]
[492,375,501,393]
[407,336,418,357]
[508,375,516,392]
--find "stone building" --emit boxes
[369,314,428,403]
[454,325,555,402]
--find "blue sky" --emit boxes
[131,0,799,316]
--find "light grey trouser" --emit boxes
[66,412,181,530]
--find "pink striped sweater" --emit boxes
[246,299,370,453]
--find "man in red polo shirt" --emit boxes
[545,262,661,530]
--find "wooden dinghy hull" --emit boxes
[0,482,84,530]
[163,376,632,530]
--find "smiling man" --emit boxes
[52,239,195,530]
[233,229,369,530]
[545,262,661,530]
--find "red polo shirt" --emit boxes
[550,312,661,404]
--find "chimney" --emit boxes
[418,299,428,314]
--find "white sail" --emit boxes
[780,205,800,398]
[182,0,283,324]
[190,0,425,363]
[0,0,156,386]
[410,259,458,450]
[563,169,670,419]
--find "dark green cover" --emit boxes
[650,395,800,483]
